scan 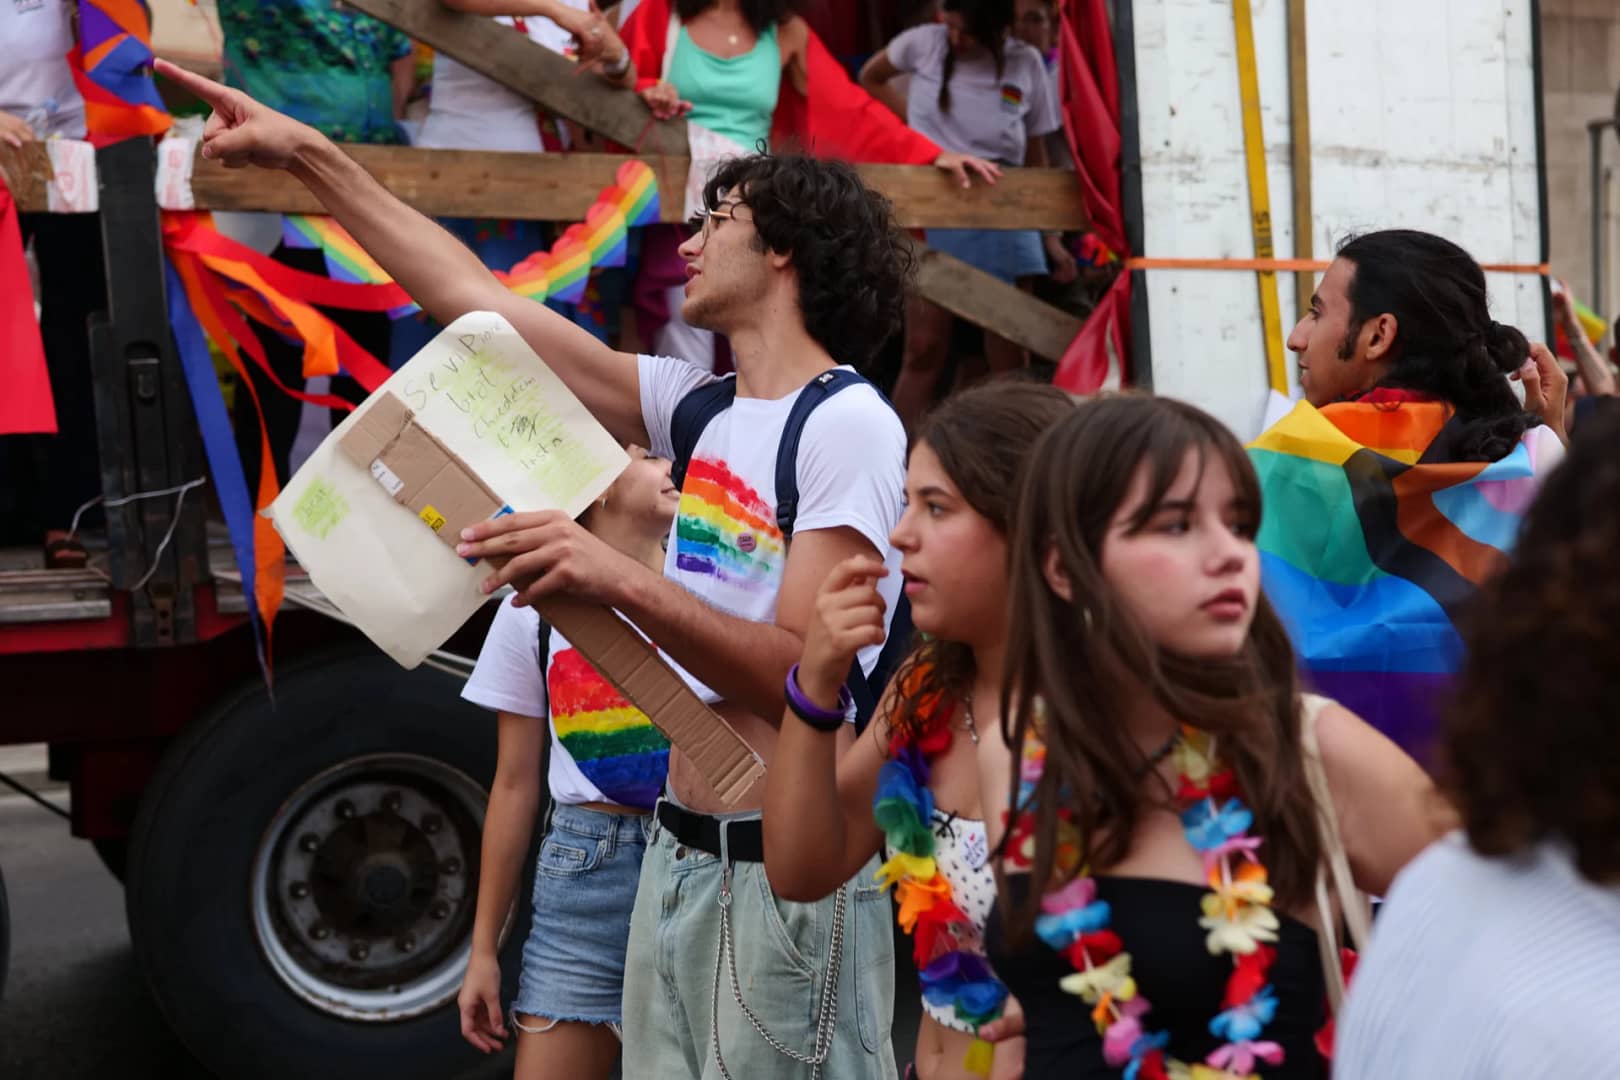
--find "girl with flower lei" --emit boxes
[974,396,1443,1080]
[763,382,1078,1079]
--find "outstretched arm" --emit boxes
[153,59,648,446]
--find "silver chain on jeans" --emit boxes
[710,861,848,1080]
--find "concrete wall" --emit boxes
[1542,0,1620,336]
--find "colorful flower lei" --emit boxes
[1006,718,1285,1080]
[873,691,1007,1076]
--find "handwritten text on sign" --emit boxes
[402,320,625,516]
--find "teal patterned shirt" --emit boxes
[218,0,412,144]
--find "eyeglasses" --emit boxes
[686,204,739,244]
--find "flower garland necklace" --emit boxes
[873,681,1006,1076]
[1004,711,1286,1080]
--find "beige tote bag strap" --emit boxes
[1299,693,1373,1013]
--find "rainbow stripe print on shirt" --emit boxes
[675,457,786,589]
[1000,83,1024,109]
[1249,400,1543,764]
[547,647,669,810]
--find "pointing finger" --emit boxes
[153,58,236,111]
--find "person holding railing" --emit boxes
[860,0,1070,431]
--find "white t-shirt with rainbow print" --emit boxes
[637,353,907,704]
[463,601,669,810]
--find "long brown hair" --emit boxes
[998,395,1322,941]
[881,379,1078,746]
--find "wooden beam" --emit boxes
[189,144,694,223]
[4,140,1082,359]
[4,140,1085,229]
[343,0,688,156]
[912,244,1083,362]
[860,162,1086,231]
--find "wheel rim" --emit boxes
[251,753,486,1022]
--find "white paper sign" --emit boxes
[267,312,630,668]
[45,139,98,213]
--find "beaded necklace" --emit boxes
[874,686,1007,1076]
[1004,717,1286,1080]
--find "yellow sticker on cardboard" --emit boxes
[419,505,448,532]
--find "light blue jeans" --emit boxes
[513,802,650,1025]
[621,808,897,1079]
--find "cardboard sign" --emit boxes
[269,312,764,805]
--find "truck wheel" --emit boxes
[126,648,531,1080]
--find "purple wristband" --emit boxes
[786,664,852,731]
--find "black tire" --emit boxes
[92,837,128,884]
[126,647,534,1080]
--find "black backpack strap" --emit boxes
[774,368,876,541]
[771,368,900,731]
[668,376,738,492]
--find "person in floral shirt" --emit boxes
[217,0,414,144]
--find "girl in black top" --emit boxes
[973,396,1440,1078]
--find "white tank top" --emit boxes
[416,7,585,153]
[0,0,87,139]
[888,811,997,1034]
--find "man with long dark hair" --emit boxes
[155,60,910,1079]
[1253,229,1569,761]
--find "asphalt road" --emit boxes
[0,791,215,1078]
[0,780,922,1079]
[0,785,522,1080]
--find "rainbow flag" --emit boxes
[282,215,420,319]
[69,0,171,143]
[1249,400,1550,762]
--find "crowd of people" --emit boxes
[8,1,1620,1078]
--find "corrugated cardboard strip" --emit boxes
[536,597,767,805]
[339,392,766,807]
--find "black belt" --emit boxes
[656,801,764,863]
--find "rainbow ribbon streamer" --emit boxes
[281,215,420,319]
[69,0,171,143]
[283,159,658,312]
[1249,400,1546,762]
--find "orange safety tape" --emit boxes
[1126,256,1552,276]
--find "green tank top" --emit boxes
[667,22,781,152]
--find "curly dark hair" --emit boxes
[704,152,912,367]
[675,0,796,35]
[1337,230,1538,462]
[1444,407,1620,885]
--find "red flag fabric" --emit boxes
[1053,0,1128,394]
[0,181,57,435]
[618,0,941,165]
